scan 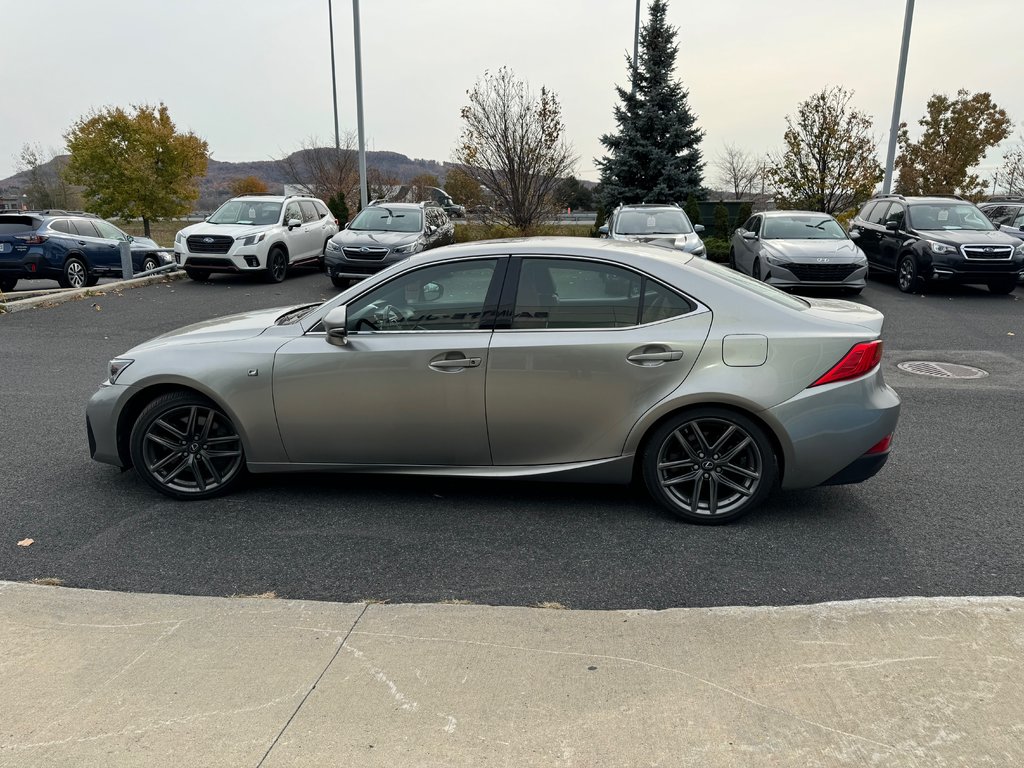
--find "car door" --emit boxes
[299,201,323,261]
[272,257,504,465]
[486,256,712,466]
[92,218,133,274]
[736,215,762,274]
[69,218,113,270]
[855,202,889,269]
[878,202,906,272]
[282,201,304,259]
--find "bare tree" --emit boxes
[366,166,400,202]
[454,67,577,231]
[998,137,1024,196]
[712,143,761,200]
[277,133,359,206]
[17,143,80,210]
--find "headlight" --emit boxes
[927,240,956,255]
[764,252,790,265]
[393,241,423,255]
[238,232,267,247]
[1014,243,1024,256]
[326,240,342,252]
[108,358,133,383]
[689,243,706,256]
[158,251,173,263]
[174,231,183,244]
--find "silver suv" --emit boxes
[174,195,339,283]
[325,202,455,288]
[599,203,707,258]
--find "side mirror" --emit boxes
[127,235,135,243]
[598,224,609,236]
[426,225,437,235]
[885,220,899,232]
[322,305,348,346]
[848,230,861,240]
[288,218,302,229]
[741,230,758,240]
[693,224,705,234]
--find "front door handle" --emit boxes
[429,355,481,371]
[627,347,683,366]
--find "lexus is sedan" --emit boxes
[87,238,899,524]
[730,211,869,294]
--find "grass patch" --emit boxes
[534,601,568,610]
[439,598,474,605]
[360,597,391,605]
[119,220,189,248]
[29,577,65,587]
[231,591,278,599]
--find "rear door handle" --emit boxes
[627,348,683,366]
[429,356,481,371]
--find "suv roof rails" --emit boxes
[871,193,906,201]
[985,195,1024,203]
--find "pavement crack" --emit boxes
[255,602,369,768]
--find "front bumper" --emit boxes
[174,247,266,273]
[922,256,1024,284]
[86,382,131,468]
[325,252,413,280]
[763,262,868,289]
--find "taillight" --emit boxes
[334,218,340,226]
[810,340,883,387]
[865,434,892,454]
[16,234,48,245]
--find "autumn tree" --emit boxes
[712,144,761,200]
[17,143,79,210]
[278,133,358,207]
[366,166,400,203]
[454,67,577,231]
[596,0,704,210]
[895,90,1012,197]
[443,167,484,208]
[64,103,208,237]
[767,86,882,214]
[229,175,269,196]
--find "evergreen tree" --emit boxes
[712,201,731,239]
[596,0,704,210]
[327,192,349,225]
[736,201,753,227]
[684,193,702,227]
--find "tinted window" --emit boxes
[0,216,39,234]
[750,216,762,235]
[299,201,319,223]
[857,201,877,222]
[512,259,641,329]
[346,259,497,332]
[93,219,128,240]
[907,203,995,231]
[741,216,756,231]
[313,200,330,218]
[885,203,905,228]
[866,202,891,225]
[983,205,1012,224]
[1011,209,1024,228]
[49,219,72,234]
[641,281,696,324]
[72,219,100,237]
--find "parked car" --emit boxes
[324,202,455,288]
[173,195,339,283]
[979,199,1024,240]
[87,237,899,524]
[0,211,174,291]
[849,195,1024,294]
[729,211,868,294]
[598,203,707,258]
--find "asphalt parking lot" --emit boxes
[1,267,1022,609]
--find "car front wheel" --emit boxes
[897,255,922,293]
[641,408,778,524]
[129,391,246,500]
[142,256,159,273]
[264,247,288,283]
[185,268,210,281]
[988,278,1017,295]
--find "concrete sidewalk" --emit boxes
[1,583,1021,767]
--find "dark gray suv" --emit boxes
[325,203,455,288]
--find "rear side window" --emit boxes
[299,201,319,223]
[313,200,330,218]
[642,281,696,324]
[512,258,642,329]
[0,216,40,234]
[72,219,100,237]
[49,219,72,234]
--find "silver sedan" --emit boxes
[87,237,900,524]
[730,211,869,294]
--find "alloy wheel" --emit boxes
[66,260,87,288]
[140,404,243,495]
[655,417,764,518]
[269,251,287,282]
[897,257,916,292]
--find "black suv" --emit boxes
[850,195,1024,294]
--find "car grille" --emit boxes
[961,245,1013,260]
[784,263,858,281]
[186,235,234,254]
[342,246,389,261]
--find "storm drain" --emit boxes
[896,361,989,379]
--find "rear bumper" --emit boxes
[821,451,890,486]
[0,251,50,279]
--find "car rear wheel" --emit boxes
[0,278,16,293]
[988,279,1017,295]
[897,255,922,293]
[641,408,778,524]
[264,247,288,283]
[59,256,90,289]
[129,391,246,500]
[185,268,211,281]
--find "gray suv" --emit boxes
[599,203,707,258]
[325,202,455,288]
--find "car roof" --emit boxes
[761,210,836,218]
[617,203,682,210]
[365,202,426,211]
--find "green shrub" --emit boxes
[701,236,731,263]
[684,193,702,226]
[736,201,753,227]
[712,202,732,239]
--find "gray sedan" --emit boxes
[730,211,869,294]
[86,238,899,524]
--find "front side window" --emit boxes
[1011,209,1024,228]
[93,219,128,240]
[908,203,995,231]
[614,209,693,236]
[885,204,905,229]
[283,203,302,224]
[313,200,330,218]
[866,202,891,226]
[346,259,498,332]
[210,200,282,225]
[858,201,877,222]
[349,207,423,233]
[762,215,848,240]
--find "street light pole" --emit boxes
[882,0,914,195]
[352,0,368,208]
[631,0,641,94]
[328,0,340,151]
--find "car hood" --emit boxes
[801,297,884,334]
[912,228,1021,246]
[129,236,164,251]
[127,305,302,353]
[335,230,421,247]
[761,239,864,262]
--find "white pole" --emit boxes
[352,0,368,208]
[882,0,915,194]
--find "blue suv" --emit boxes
[0,211,174,291]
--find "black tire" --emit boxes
[129,391,246,500]
[896,254,921,293]
[330,274,350,289]
[641,407,778,525]
[185,268,211,282]
[728,248,737,270]
[988,279,1017,295]
[319,240,331,271]
[58,256,90,289]
[264,247,288,283]
[752,259,762,281]
[1,278,17,293]
[142,256,159,273]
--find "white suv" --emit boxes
[174,195,339,282]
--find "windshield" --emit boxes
[762,215,847,240]
[907,203,995,232]
[209,200,282,226]
[350,207,422,233]
[615,209,693,236]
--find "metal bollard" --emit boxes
[119,240,133,280]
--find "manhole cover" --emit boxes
[897,361,989,379]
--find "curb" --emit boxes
[0,269,186,314]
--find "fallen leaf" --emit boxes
[92,303,102,311]
[1009,332,1016,336]
[17,538,34,547]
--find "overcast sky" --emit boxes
[4,0,1022,187]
